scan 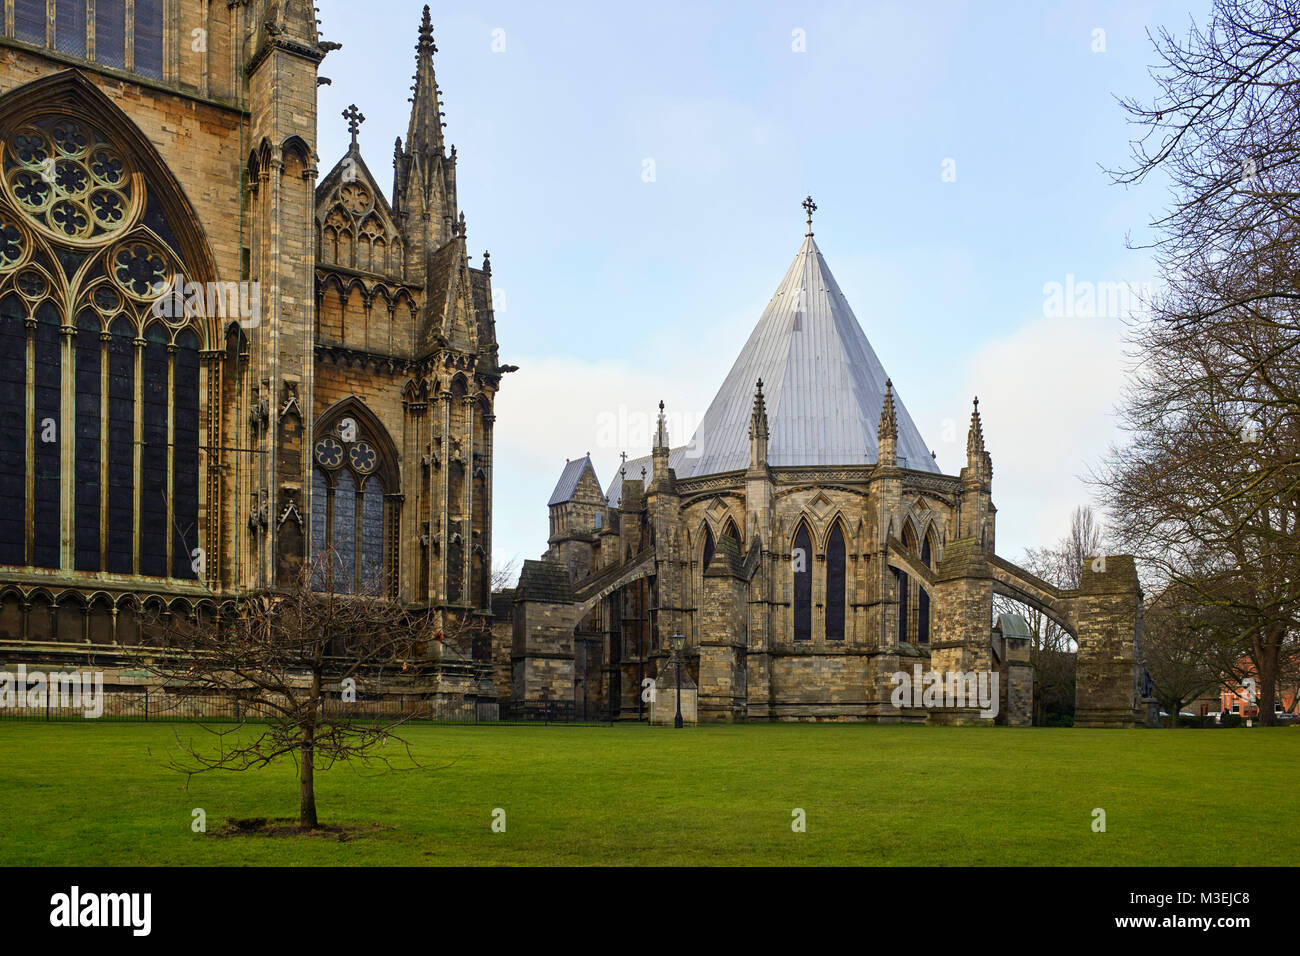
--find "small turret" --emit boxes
[960,397,995,548]
[650,400,672,492]
[748,379,769,471]
[877,379,898,468]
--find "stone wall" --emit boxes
[1073,556,1145,728]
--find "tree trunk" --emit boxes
[1253,624,1283,727]
[300,724,318,829]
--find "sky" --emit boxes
[314,0,1213,583]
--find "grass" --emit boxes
[0,721,1296,866]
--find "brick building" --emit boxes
[0,2,503,701]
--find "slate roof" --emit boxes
[548,455,599,507]
[997,613,1032,639]
[603,446,694,508]
[677,236,939,477]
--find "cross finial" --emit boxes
[802,195,817,237]
[343,104,365,148]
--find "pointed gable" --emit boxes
[679,236,939,477]
[549,455,602,507]
[316,148,403,276]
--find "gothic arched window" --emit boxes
[722,517,740,549]
[701,524,715,575]
[311,406,397,595]
[826,524,846,641]
[918,534,932,644]
[793,523,812,642]
[0,106,206,579]
[897,569,909,643]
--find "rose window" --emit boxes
[4,117,136,245]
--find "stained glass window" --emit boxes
[0,296,24,566]
[74,311,101,571]
[793,523,811,642]
[310,407,393,595]
[105,318,134,574]
[918,537,931,644]
[95,1,126,70]
[897,569,909,643]
[0,112,204,581]
[361,479,384,590]
[171,330,199,578]
[14,0,46,45]
[32,302,60,569]
[55,1,87,57]
[133,0,162,80]
[826,524,845,641]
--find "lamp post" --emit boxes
[671,632,685,729]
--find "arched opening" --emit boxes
[0,79,216,581]
[897,520,919,644]
[919,532,933,644]
[826,523,846,641]
[793,522,812,642]
[310,397,400,596]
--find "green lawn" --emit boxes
[0,721,1295,865]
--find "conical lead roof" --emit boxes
[679,236,938,477]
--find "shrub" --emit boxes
[1221,713,1244,728]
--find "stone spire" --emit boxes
[650,401,672,493]
[966,396,985,462]
[960,395,994,546]
[878,379,898,467]
[406,5,444,158]
[748,378,769,469]
[392,5,458,275]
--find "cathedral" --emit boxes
[0,1,1151,726]
[514,202,1154,726]
[0,2,502,700]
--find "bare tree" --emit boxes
[1061,505,1104,590]
[1100,0,1300,725]
[491,557,520,592]
[1143,580,1234,723]
[140,557,476,829]
[1111,0,1300,324]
